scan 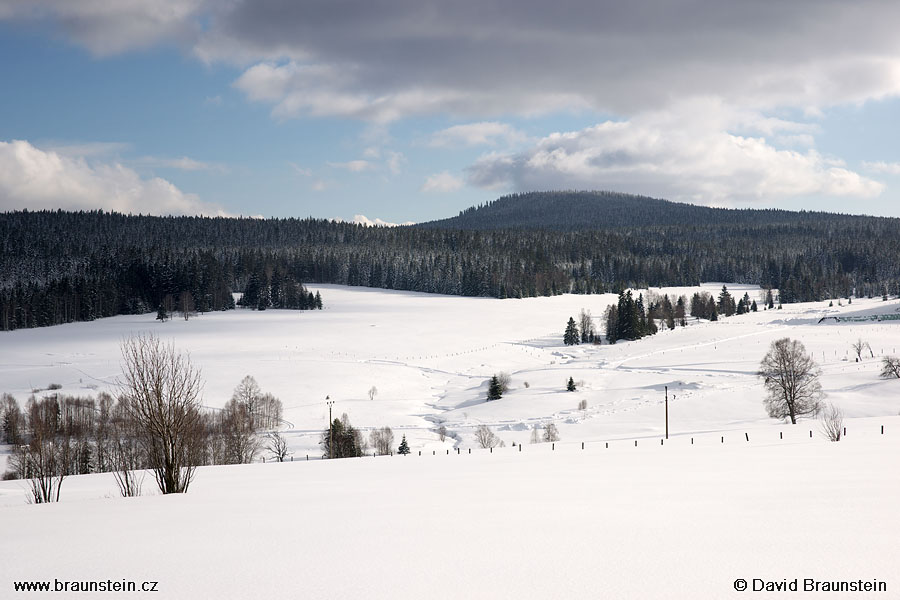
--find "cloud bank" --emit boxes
[0,140,228,215]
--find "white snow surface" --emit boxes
[1,284,899,598]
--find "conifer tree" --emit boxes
[156,303,168,322]
[487,375,503,401]
[563,317,580,345]
[751,300,758,312]
[566,377,576,392]
[718,285,735,317]
[397,435,410,455]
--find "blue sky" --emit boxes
[2,1,900,222]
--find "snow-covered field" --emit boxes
[1,284,899,598]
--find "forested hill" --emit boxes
[2,201,900,331]
[418,191,864,230]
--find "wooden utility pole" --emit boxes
[326,396,334,459]
[665,386,669,440]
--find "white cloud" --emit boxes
[421,171,464,193]
[288,162,313,177]
[385,151,406,176]
[862,161,900,175]
[133,155,228,172]
[43,141,131,158]
[466,104,884,205]
[0,139,229,215]
[430,122,526,148]
[328,159,373,172]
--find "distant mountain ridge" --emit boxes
[418,191,875,230]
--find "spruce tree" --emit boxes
[718,285,735,317]
[751,300,758,312]
[156,303,168,322]
[487,375,503,401]
[398,435,410,455]
[566,377,576,392]
[563,317,580,345]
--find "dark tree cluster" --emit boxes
[605,290,658,344]
[320,414,366,458]
[237,268,323,311]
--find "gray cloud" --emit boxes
[8,1,900,118]
[202,0,900,119]
[0,0,205,56]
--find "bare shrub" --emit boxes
[265,431,291,462]
[474,424,500,449]
[851,338,872,361]
[880,356,900,379]
[368,386,378,401]
[819,403,844,442]
[496,372,511,394]
[25,436,71,503]
[542,423,560,442]
[529,424,541,444]
[577,399,588,411]
[437,424,447,442]
[112,436,145,497]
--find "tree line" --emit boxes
[3,199,900,331]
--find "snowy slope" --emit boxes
[0,419,897,599]
[2,284,899,598]
[1,284,898,457]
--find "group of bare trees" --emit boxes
[1,335,285,501]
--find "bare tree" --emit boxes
[179,291,196,321]
[880,356,900,379]
[851,338,872,361]
[474,424,500,449]
[231,376,261,424]
[542,423,560,442]
[577,399,588,411]
[368,386,378,401]
[496,372,511,394]
[819,403,844,442]
[24,435,71,503]
[529,423,541,444]
[221,399,260,464]
[118,334,204,494]
[369,426,395,455]
[256,392,283,430]
[758,338,823,424]
[265,431,291,462]
[578,308,594,342]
